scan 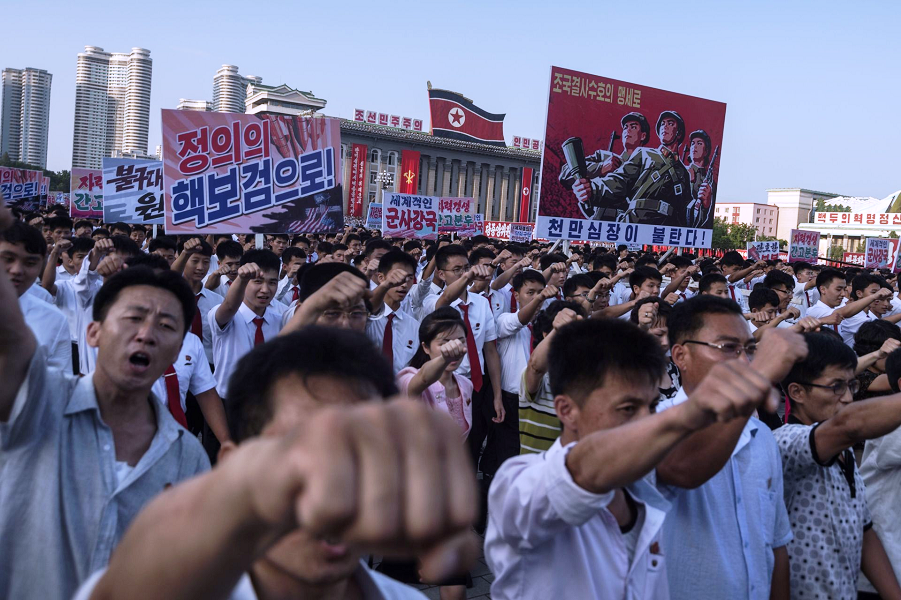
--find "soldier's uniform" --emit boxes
[585,144,693,226]
[685,130,715,228]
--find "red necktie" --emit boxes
[253,317,265,346]
[291,286,299,302]
[164,365,187,428]
[382,313,395,371]
[510,293,517,312]
[460,304,483,392]
[729,286,737,302]
[191,294,202,340]
[805,291,810,305]
[528,323,534,355]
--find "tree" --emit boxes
[712,218,760,250]
[0,155,69,191]
[827,245,844,261]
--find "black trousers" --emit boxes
[467,380,520,479]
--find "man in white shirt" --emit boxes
[273,247,307,306]
[204,240,244,297]
[366,250,421,375]
[807,269,889,335]
[791,261,819,310]
[1,222,71,372]
[721,251,764,311]
[209,250,283,400]
[486,318,802,600]
[838,274,901,345]
[43,236,93,285]
[74,328,474,600]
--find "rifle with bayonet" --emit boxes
[685,146,719,228]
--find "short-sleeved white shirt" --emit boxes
[209,302,283,398]
[151,333,217,412]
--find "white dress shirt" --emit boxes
[195,288,224,365]
[52,255,104,373]
[209,302,283,398]
[365,305,421,375]
[486,439,671,600]
[793,279,819,310]
[496,311,531,395]
[151,333,217,412]
[421,291,497,378]
[858,425,901,593]
[25,281,53,303]
[274,277,301,306]
[839,309,876,346]
[19,290,71,372]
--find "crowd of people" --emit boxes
[3,197,901,600]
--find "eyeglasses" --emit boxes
[799,380,860,396]
[568,291,591,300]
[320,309,370,324]
[441,264,471,276]
[683,340,757,357]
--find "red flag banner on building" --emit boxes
[348,143,368,217]
[399,150,421,194]
[519,167,533,222]
[428,85,506,147]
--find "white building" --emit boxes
[177,98,212,111]
[212,65,260,114]
[72,46,152,169]
[244,83,326,117]
[1,67,52,168]
[714,202,779,237]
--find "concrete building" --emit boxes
[244,83,326,117]
[212,65,260,114]
[765,188,842,244]
[714,202,779,237]
[339,119,540,221]
[1,68,52,168]
[176,98,212,111]
[72,46,153,169]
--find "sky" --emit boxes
[3,0,899,203]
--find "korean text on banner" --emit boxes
[843,252,865,267]
[366,202,382,230]
[347,143,367,217]
[788,229,820,263]
[509,223,533,243]
[381,192,438,240]
[438,197,477,235]
[70,168,103,219]
[0,166,43,211]
[865,238,892,269]
[535,66,726,248]
[161,110,344,234]
[102,158,164,224]
[747,240,780,261]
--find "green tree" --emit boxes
[827,245,844,261]
[0,154,69,191]
[712,218,761,250]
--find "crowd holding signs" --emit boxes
[8,62,901,600]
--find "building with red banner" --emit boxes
[338,119,540,223]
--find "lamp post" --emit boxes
[376,170,394,194]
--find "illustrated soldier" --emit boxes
[685,130,716,228]
[559,112,650,220]
[571,110,712,226]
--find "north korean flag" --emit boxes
[428,88,506,147]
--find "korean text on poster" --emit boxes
[70,168,104,219]
[102,158,164,224]
[843,252,865,267]
[536,216,708,248]
[788,230,820,263]
[865,238,891,269]
[815,212,901,228]
[366,202,382,230]
[0,166,43,211]
[535,66,726,247]
[437,197,477,235]
[161,110,344,234]
[747,240,780,261]
[509,223,533,243]
[381,193,438,240]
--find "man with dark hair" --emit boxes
[172,238,223,365]
[778,332,901,599]
[91,227,110,241]
[205,240,244,297]
[210,249,283,400]
[698,272,729,298]
[74,328,476,600]
[129,224,147,247]
[0,196,209,600]
[344,232,363,259]
[361,238,393,289]
[273,246,308,306]
[366,250,420,375]
[73,219,93,238]
[657,296,808,599]
[280,263,370,334]
[108,222,131,237]
[1,221,71,371]
[486,318,798,599]
[148,236,177,266]
[267,233,288,258]
[808,269,890,337]
[45,215,73,244]
[791,260,819,311]
[720,251,764,310]
[835,274,901,345]
[661,255,699,302]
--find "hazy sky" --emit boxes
[3,0,899,202]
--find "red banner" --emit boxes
[399,150,420,194]
[348,143,368,217]
[519,168,533,222]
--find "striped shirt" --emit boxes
[518,371,560,454]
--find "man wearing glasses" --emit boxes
[778,332,901,599]
[655,295,794,600]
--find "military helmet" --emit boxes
[689,130,711,160]
[620,112,650,146]
[656,110,685,146]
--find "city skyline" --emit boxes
[1,0,899,203]
[1,67,52,168]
